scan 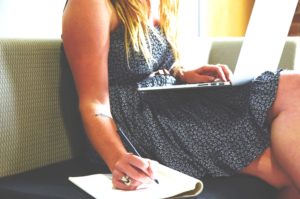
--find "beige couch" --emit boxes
[1,37,300,178]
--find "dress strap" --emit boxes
[64,0,68,10]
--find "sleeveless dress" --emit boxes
[91,25,280,180]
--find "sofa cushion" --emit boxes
[199,175,277,199]
[0,157,105,199]
[0,157,277,199]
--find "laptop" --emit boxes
[138,0,298,92]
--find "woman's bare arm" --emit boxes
[62,0,125,170]
[62,0,155,190]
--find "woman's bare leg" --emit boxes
[241,71,300,199]
[278,186,300,199]
[268,71,300,198]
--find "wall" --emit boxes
[200,0,300,37]
[289,1,300,36]
[200,0,255,37]
[0,0,65,39]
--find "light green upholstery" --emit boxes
[1,37,300,177]
[181,37,300,71]
[0,39,84,177]
[206,37,300,71]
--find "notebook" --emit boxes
[69,163,203,199]
[138,0,298,92]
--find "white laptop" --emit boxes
[138,0,298,92]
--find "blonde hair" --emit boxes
[111,0,180,65]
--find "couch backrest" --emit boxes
[181,37,300,71]
[0,39,85,177]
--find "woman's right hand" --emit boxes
[111,153,157,190]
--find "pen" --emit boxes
[117,126,159,184]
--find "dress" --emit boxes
[93,25,280,180]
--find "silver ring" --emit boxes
[121,175,132,186]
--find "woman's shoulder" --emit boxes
[64,0,120,33]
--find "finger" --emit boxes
[112,169,142,190]
[188,73,215,83]
[126,155,153,176]
[218,64,233,81]
[211,65,227,81]
[146,160,160,180]
[129,156,157,183]
[162,69,170,75]
[115,155,153,183]
[155,69,170,75]
[198,65,227,81]
[117,162,152,183]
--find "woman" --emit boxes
[62,0,300,198]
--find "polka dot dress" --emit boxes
[92,25,280,180]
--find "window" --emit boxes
[0,0,65,38]
[1,0,298,39]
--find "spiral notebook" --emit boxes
[69,164,203,199]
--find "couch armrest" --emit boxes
[0,39,84,177]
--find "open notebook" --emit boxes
[69,163,203,199]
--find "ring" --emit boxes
[120,175,132,186]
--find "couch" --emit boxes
[1,37,299,199]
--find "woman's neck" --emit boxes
[110,0,160,32]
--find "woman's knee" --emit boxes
[269,71,300,120]
[240,148,291,189]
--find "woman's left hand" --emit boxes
[180,64,233,84]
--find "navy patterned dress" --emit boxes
[91,25,280,180]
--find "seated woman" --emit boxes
[62,0,300,198]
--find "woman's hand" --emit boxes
[180,64,233,84]
[111,153,157,190]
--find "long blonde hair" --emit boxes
[111,0,180,65]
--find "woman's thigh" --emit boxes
[240,71,300,189]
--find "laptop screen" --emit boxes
[232,0,298,85]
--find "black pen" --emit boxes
[117,126,159,184]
